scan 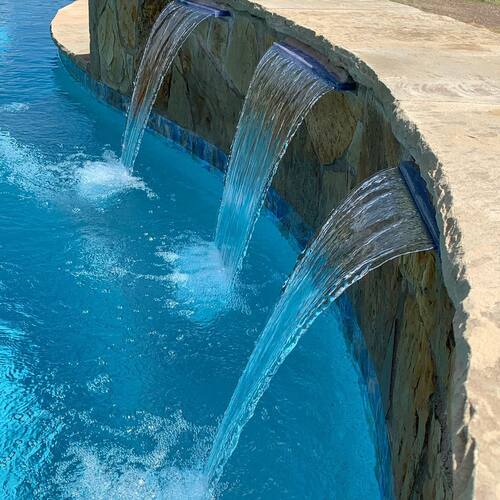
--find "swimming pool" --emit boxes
[0,1,383,498]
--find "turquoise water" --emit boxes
[0,1,382,498]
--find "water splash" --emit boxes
[59,452,210,500]
[120,2,210,170]
[165,239,243,324]
[77,151,148,200]
[215,43,334,281]
[0,130,73,196]
[0,131,148,201]
[205,168,434,491]
[52,412,215,500]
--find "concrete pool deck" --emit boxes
[52,0,500,497]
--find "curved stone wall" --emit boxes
[53,1,500,498]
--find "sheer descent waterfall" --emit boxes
[205,167,437,491]
[120,1,229,170]
[215,42,354,281]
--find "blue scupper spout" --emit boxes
[274,41,356,91]
[176,0,231,17]
[399,161,440,250]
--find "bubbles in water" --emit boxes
[77,151,148,200]
[0,102,30,113]
[167,271,189,285]
[74,233,131,282]
[160,239,242,323]
[86,374,111,394]
[0,132,150,202]
[60,453,210,500]
[160,469,211,500]
[155,251,179,264]
[53,412,214,500]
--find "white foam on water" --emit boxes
[0,132,150,203]
[0,102,30,113]
[77,150,149,201]
[0,130,64,196]
[167,271,189,285]
[60,454,210,500]
[156,251,179,264]
[53,412,215,500]
[168,239,243,324]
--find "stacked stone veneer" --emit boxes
[87,1,456,498]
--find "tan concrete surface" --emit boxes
[52,0,500,497]
[50,0,89,57]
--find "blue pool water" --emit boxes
[0,1,383,498]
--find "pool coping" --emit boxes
[51,0,500,497]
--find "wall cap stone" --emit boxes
[51,0,89,59]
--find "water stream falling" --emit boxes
[215,43,341,281]
[205,167,435,491]
[120,2,211,170]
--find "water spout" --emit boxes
[215,41,354,283]
[205,167,436,492]
[399,161,440,250]
[120,0,230,171]
[177,0,231,17]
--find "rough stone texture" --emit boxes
[52,1,500,498]
[87,0,140,93]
